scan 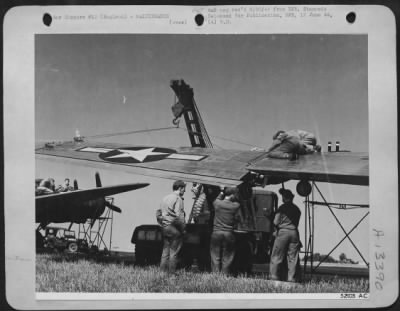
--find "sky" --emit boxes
[35,34,369,262]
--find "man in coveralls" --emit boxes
[270,188,301,282]
[210,186,241,274]
[159,180,186,273]
[267,129,320,160]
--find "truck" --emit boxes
[42,226,89,253]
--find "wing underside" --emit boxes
[35,183,149,224]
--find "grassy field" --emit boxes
[36,253,369,293]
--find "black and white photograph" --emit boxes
[4,5,398,309]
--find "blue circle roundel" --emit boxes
[99,147,177,163]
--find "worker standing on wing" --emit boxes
[210,186,241,274]
[270,188,301,282]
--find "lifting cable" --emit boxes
[208,133,263,149]
[177,126,263,149]
[86,126,178,139]
[86,123,261,150]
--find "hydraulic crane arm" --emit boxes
[170,79,213,148]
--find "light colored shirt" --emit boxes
[268,130,317,155]
[160,192,185,229]
[287,130,317,154]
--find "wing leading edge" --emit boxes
[36,183,150,208]
[35,140,267,187]
[35,140,369,186]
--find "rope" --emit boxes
[177,127,262,149]
[86,126,177,139]
[208,133,262,148]
[85,118,258,150]
[211,142,224,149]
[88,125,262,151]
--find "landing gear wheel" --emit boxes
[67,242,78,253]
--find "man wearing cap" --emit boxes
[159,180,186,273]
[56,178,74,192]
[210,186,241,274]
[270,188,301,282]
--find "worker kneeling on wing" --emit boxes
[210,186,241,274]
[267,129,321,160]
[270,188,301,282]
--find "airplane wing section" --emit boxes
[248,152,369,186]
[35,140,267,187]
[36,183,150,208]
[36,140,368,186]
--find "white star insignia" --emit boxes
[106,148,169,162]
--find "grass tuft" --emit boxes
[36,254,369,293]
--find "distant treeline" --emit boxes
[303,253,358,264]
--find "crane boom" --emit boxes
[170,79,213,148]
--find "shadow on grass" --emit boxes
[36,252,135,265]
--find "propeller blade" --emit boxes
[95,172,102,188]
[105,201,122,213]
[73,179,79,190]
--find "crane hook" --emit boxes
[172,117,180,127]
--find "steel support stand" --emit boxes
[77,197,115,251]
[303,182,369,276]
[302,183,315,277]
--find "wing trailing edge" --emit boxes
[248,152,369,186]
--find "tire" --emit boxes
[67,242,78,253]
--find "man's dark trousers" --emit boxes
[210,230,235,274]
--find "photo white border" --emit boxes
[4,4,398,309]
